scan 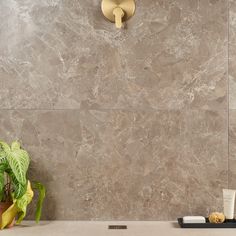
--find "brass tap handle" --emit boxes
[113,7,125,28]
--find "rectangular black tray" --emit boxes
[178,218,236,228]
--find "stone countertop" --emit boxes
[1,221,236,236]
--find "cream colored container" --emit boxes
[223,189,236,220]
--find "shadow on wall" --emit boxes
[26,158,56,221]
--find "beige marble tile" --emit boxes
[0,0,227,109]
[229,110,236,189]
[0,0,230,222]
[230,0,236,109]
[0,109,228,220]
[229,0,236,190]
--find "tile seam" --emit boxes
[227,0,230,189]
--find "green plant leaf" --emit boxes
[0,141,45,228]
[16,181,34,224]
[0,163,8,201]
[11,141,21,151]
[8,171,27,199]
[0,162,8,172]
[0,141,11,154]
[0,172,4,201]
[0,142,9,165]
[13,183,27,199]
[0,151,6,164]
[32,182,46,223]
[6,149,30,185]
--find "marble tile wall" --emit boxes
[229,0,236,190]
[0,0,232,220]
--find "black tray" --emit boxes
[178,218,236,228]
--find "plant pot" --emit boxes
[0,202,15,229]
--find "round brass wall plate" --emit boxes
[101,0,135,23]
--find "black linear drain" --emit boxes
[108,225,127,230]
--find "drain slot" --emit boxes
[108,225,127,230]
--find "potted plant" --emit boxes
[0,140,45,229]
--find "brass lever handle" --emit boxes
[112,7,125,29]
[101,0,135,29]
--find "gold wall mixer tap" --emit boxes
[101,0,136,29]
[113,7,124,28]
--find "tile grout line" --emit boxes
[227,0,230,189]
[0,108,230,111]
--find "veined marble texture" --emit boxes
[0,0,227,110]
[229,110,236,189]
[0,109,227,220]
[0,0,232,220]
[229,0,236,190]
[230,0,236,109]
